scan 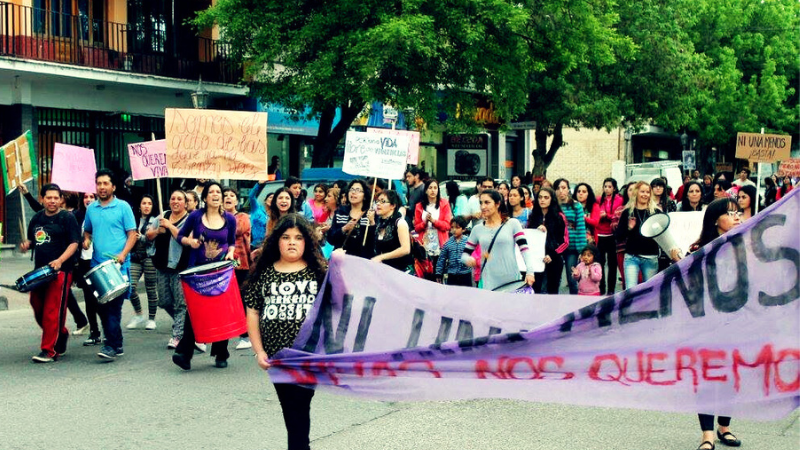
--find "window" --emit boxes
[34,0,73,38]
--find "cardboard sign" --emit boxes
[165,109,268,180]
[128,140,168,180]
[778,158,800,178]
[51,144,97,194]
[735,132,792,162]
[715,162,733,173]
[0,131,38,193]
[666,211,704,255]
[367,128,421,165]
[342,131,409,179]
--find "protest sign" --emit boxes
[51,144,96,194]
[666,211,703,255]
[515,228,546,273]
[270,189,800,421]
[128,140,168,181]
[342,131,409,179]
[0,131,38,193]
[779,158,800,178]
[165,109,268,180]
[735,132,792,163]
[367,128,421,165]
[682,150,696,171]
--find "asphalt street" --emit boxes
[1,253,798,450]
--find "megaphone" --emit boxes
[640,213,681,255]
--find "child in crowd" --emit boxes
[435,216,474,287]
[571,245,603,296]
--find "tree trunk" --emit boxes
[531,122,564,179]
[310,103,364,167]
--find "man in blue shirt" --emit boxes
[83,169,137,361]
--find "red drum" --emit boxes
[179,261,247,343]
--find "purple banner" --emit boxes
[270,190,800,421]
[181,266,233,296]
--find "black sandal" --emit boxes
[717,430,741,447]
[697,441,715,450]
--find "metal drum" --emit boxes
[15,266,58,293]
[84,260,130,304]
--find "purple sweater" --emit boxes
[178,209,237,267]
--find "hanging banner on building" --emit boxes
[735,132,792,163]
[270,190,800,421]
[51,144,97,194]
[164,109,268,181]
[778,159,800,178]
[342,131,410,179]
[367,128,421,165]
[0,131,38,194]
[128,140,168,180]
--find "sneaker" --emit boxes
[236,337,252,350]
[32,351,55,363]
[73,324,90,335]
[126,315,146,329]
[145,320,157,330]
[194,342,207,353]
[167,337,180,349]
[97,346,118,360]
[172,353,191,371]
[115,348,124,357]
[83,336,102,346]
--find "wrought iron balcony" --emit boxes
[0,1,241,84]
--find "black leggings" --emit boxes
[698,414,731,432]
[274,383,315,450]
[533,254,564,294]
[445,273,473,287]
[175,312,229,362]
[596,235,617,295]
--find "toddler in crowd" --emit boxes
[571,245,603,295]
[435,217,474,287]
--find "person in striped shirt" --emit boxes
[435,216,473,286]
[554,178,586,295]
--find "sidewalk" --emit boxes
[0,252,35,311]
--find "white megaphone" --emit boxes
[640,213,681,255]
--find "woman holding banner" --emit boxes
[689,197,743,450]
[173,181,237,370]
[244,214,326,450]
[462,189,536,291]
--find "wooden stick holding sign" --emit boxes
[151,133,164,213]
[363,177,378,246]
[13,142,26,231]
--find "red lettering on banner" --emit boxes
[398,360,443,379]
[372,361,398,377]
[588,354,628,385]
[539,356,575,380]
[353,361,366,377]
[476,357,510,380]
[506,357,542,380]
[732,345,773,395]
[646,352,676,386]
[281,364,318,385]
[676,348,699,392]
[622,352,646,383]
[774,349,800,393]
[700,349,728,383]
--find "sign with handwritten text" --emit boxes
[778,158,800,178]
[367,128,421,165]
[735,132,791,163]
[165,109,268,180]
[128,140,168,180]
[51,143,97,193]
[342,131,409,179]
[0,130,38,193]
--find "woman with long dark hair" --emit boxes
[126,194,160,330]
[508,187,530,223]
[462,189,536,290]
[307,183,330,224]
[328,179,373,257]
[554,178,586,295]
[527,187,567,294]
[689,198,743,450]
[244,214,326,450]
[267,187,298,238]
[776,175,793,200]
[173,181,237,370]
[370,190,414,273]
[737,184,757,221]
[763,176,777,208]
[444,180,468,217]
[650,178,676,213]
[414,179,452,272]
[679,181,705,212]
[573,182,600,245]
[596,178,623,295]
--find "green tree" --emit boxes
[197,0,531,167]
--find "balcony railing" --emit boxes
[0,2,241,84]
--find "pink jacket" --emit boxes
[572,262,602,295]
[414,199,452,248]
[596,194,624,235]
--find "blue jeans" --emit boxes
[97,265,131,350]
[563,250,579,295]
[623,254,658,290]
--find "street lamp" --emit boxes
[680,131,688,150]
[191,76,209,109]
